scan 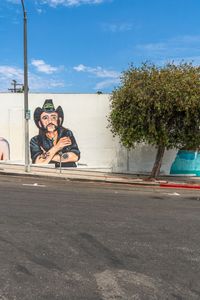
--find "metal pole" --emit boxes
[127,149,130,173]
[58,151,62,174]
[21,0,30,172]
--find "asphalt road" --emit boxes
[0,175,200,300]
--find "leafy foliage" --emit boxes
[108,62,200,177]
[109,62,200,150]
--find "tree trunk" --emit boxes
[150,145,165,179]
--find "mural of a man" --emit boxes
[30,99,80,167]
[0,138,10,160]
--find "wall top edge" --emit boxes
[0,92,111,96]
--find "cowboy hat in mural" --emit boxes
[33,99,64,130]
[30,99,80,167]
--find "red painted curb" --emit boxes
[160,183,200,189]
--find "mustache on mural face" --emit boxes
[46,123,56,128]
[45,123,58,131]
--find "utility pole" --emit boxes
[21,0,30,172]
[8,80,23,93]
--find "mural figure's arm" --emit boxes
[35,145,60,164]
[51,152,79,163]
[30,136,77,164]
[51,130,80,163]
[51,132,80,163]
[30,136,56,164]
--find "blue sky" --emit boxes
[1,0,200,93]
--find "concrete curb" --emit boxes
[0,170,161,186]
[160,183,200,189]
[0,163,200,189]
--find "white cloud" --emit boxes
[74,63,120,90]
[95,78,120,90]
[0,66,23,81]
[31,59,59,74]
[171,35,200,44]
[102,22,133,33]
[29,73,65,90]
[136,35,200,58]
[73,64,87,72]
[8,0,108,7]
[136,42,167,52]
[0,63,118,92]
[0,65,23,92]
[40,0,105,7]
[158,56,200,66]
[6,0,20,4]
[0,65,66,92]
[36,8,43,14]
[73,64,120,78]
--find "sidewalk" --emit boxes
[1,162,200,189]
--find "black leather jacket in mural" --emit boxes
[30,127,80,164]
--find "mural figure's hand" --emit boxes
[55,137,72,151]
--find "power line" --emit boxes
[8,80,24,93]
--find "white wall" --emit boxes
[0,93,177,174]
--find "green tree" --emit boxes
[108,62,200,178]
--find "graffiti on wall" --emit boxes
[30,99,80,167]
[0,138,10,161]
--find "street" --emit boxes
[0,175,200,299]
